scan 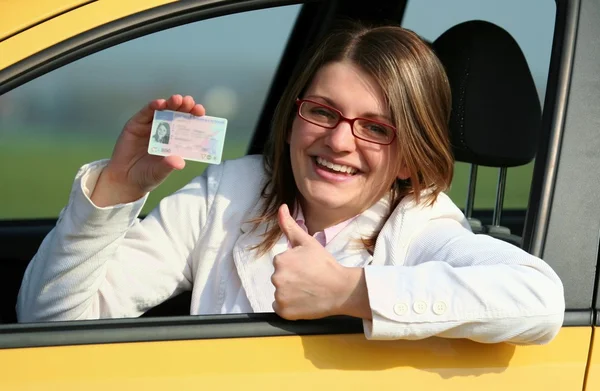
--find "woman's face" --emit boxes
[289,61,407,223]
[157,124,167,138]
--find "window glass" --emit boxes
[0,5,301,219]
[402,0,556,210]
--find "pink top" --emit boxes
[292,205,357,247]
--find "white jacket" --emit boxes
[17,155,565,344]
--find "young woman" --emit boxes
[17,23,565,344]
[152,121,171,144]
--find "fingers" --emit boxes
[133,95,206,126]
[178,95,195,112]
[132,99,167,125]
[278,204,312,248]
[272,300,295,320]
[272,299,300,321]
[166,94,184,111]
[149,156,185,186]
[166,94,208,115]
[190,103,206,117]
[176,95,206,117]
[181,95,206,117]
[278,204,294,244]
[162,155,186,171]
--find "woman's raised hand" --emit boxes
[90,95,205,207]
[272,205,372,320]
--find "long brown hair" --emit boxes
[251,21,454,255]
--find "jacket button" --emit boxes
[394,302,409,316]
[433,301,448,315]
[413,300,428,314]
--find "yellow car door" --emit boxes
[0,0,596,390]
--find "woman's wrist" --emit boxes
[335,267,373,320]
[90,167,147,207]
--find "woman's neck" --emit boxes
[298,200,355,236]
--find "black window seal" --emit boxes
[0,310,589,350]
[522,0,579,257]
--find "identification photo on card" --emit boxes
[148,110,228,164]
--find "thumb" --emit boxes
[278,204,313,247]
[162,155,186,171]
[147,155,185,189]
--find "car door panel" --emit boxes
[0,0,93,41]
[0,327,591,390]
[0,0,178,71]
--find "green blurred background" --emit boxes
[0,133,534,219]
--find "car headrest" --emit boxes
[432,20,541,167]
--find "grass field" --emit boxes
[0,138,534,220]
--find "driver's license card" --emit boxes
[148,110,228,164]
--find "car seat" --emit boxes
[432,20,542,246]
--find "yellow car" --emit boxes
[0,0,598,389]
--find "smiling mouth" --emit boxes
[314,156,358,175]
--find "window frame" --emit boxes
[525,0,600,323]
[0,0,313,95]
[0,0,588,350]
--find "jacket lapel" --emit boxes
[233,201,286,313]
[324,194,391,267]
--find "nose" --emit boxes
[325,119,357,153]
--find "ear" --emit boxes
[397,165,410,180]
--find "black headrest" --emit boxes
[433,21,541,167]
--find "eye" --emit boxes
[309,106,336,119]
[365,123,390,136]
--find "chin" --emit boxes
[314,198,346,209]
[303,191,350,211]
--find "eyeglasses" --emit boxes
[295,99,396,145]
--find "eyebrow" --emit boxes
[305,94,393,123]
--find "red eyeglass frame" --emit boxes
[295,98,397,145]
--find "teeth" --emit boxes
[316,157,357,175]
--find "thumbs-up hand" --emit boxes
[271,204,357,320]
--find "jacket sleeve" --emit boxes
[17,159,220,322]
[362,218,565,344]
